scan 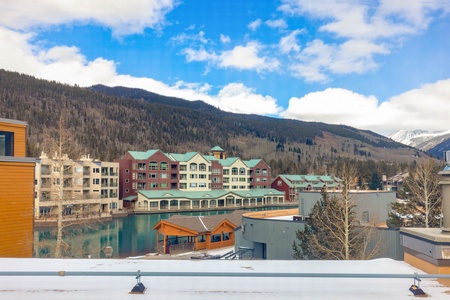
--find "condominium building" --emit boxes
[0,118,35,257]
[34,153,120,219]
[116,146,272,208]
[272,174,343,202]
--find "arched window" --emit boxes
[149,161,158,170]
[160,162,168,170]
[232,167,238,175]
[190,163,197,171]
[239,167,246,175]
[199,163,207,171]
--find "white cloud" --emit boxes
[0,0,176,37]
[248,19,262,31]
[215,83,283,115]
[281,79,450,135]
[219,42,280,73]
[0,27,281,117]
[220,34,231,44]
[279,29,304,54]
[170,31,209,45]
[281,88,380,128]
[280,0,450,81]
[265,19,288,30]
[182,47,218,63]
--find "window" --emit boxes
[160,162,168,170]
[223,169,229,175]
[125,188,129,193]
[212,168,221,175]
[199,183,206,188]
[199,163,206,171]
[0,131,14,156]
[149,182,158,189]
[149,173,157,178]
[179,174,187,180]
[199,174,207,179]
[93,168,100,173]
[262,169,268,175]
[232,178,238,182]
[92,178,99,185]
[179,165,187,171]
[137,163,146,170]
[223,185,229,189]
[179,183,187,189]
[190,174,197,179]
[149,161,158,170]
[239,167,246,175]
[232,167,238,175]
[256,168,261,175]
[190,183,197,188]
[277,180,282,186]
[125,179,129,183]
[137,182,145,189]
[190,163,197,171]
[223,177,229,183]
[160,182,168,188]
[160,173,168,179]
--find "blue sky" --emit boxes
[1,0,450,136]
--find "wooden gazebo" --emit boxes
[153,210,245,255]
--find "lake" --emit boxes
[33,206,293,258]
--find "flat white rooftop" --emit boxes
[0,258,449,299]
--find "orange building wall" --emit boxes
[0,161,35,257]
[404,252,450,287]
[0,121,27,157]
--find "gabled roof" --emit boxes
[244,159,263,168]
[167,152,200,162]
[210,146,224,152]
[219,157,241,167]
[153,210,245,233]
[128,150,161,160]
[276,174,342,188]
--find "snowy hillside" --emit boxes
[389,129,450,151]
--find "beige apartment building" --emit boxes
[34,153,121,219]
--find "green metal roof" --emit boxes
[244,159,262,168]
[138,188,284,200]
[167,152,200,162]
[210,146,224,152]
[277,174,342,188]
[128,150,160,160]
[218,157,240,167]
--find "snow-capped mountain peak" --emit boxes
[389,129,450,150]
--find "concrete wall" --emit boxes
[299,190,396,223]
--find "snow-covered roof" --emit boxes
[0,258,448,299]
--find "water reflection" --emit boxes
[34,207,291,258]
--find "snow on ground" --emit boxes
[0,257,449,299]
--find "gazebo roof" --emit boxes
[154,210,245,234]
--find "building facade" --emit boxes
[271,174,343,202]
[34,153,120,219]
[116,146,272,208]
[0,118,35,257]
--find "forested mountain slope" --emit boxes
[1,69,423,177]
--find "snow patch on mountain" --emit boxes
[389,129,450,150]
